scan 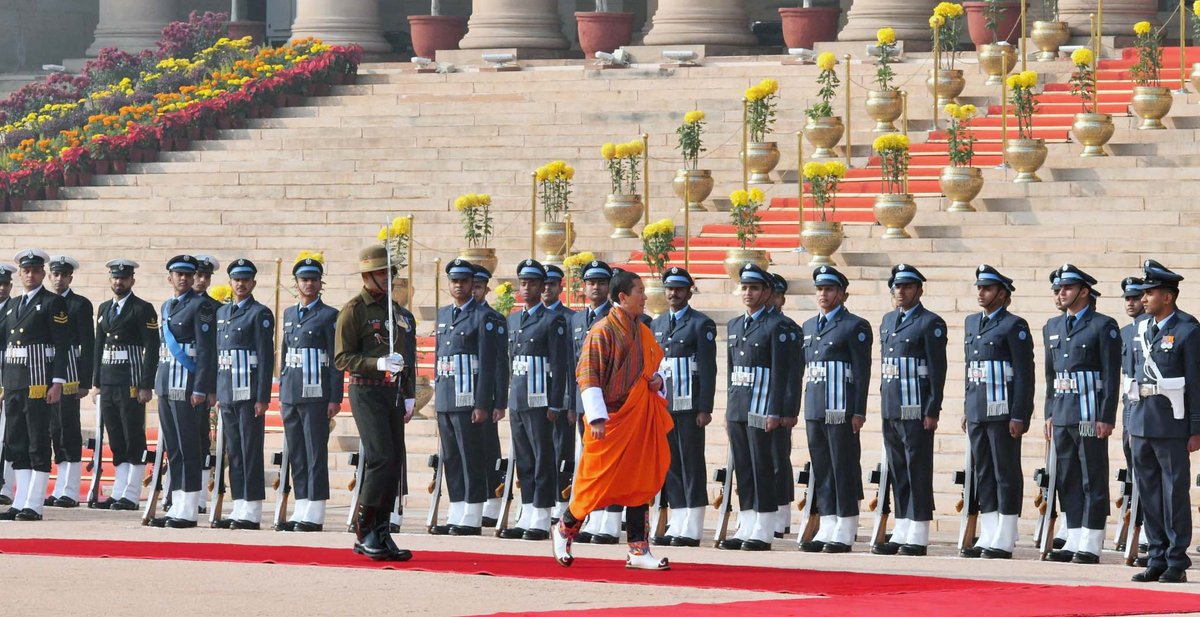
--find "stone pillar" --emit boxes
[1060,0,1157,36]
[290,0,391,54]
[840,0,938,42]
[643,0,755,46]
[85,0,177,56]
[459,0,570,50]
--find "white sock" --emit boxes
[814,515,838,543]
[664,507,686,537]
[1064,527,1082,553]
[462,502,484,528]
[734,509,756,541]
[832,515,859,545]
[483,497,501,520]
[230,499,245,521]
[908,520,930,546]
[243,500,263,524]
[109,464,129,502]
[749,510,776,543]
[447,501,465,526]
[774,506,790,533]
[514,504,532,529]
[305,500,326,525]
[891,518,911,545]
[50,462,66,499]
[180,491,201,521]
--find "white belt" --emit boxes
[881,363,930,379]
[218,351,259,368]
[731,366,756,387]
[1139,385,1160,397]
[102,349,130,363]
[285,349,326,368]
[1054,377,1078,393]
[3,346,54,360]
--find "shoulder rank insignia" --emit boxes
[147,319,160,329]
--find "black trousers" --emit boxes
[664,412,708,509]
[483,415,504,499]
[221,400,265,502]
[158,397,203,492]
[49,393,83,464]
[3,390,52,472]
[100,386,146,465]
[1053,424,1109,529]
[437,411,487,504]
[281,402,330,501]
[350,385,405,510]
[806,420,862,517]
[1131,435,1192,571]
[197,404,213,471]
[511,408,556,509]
[552,410,575,500]
[883,418,935,521]
[771,424,795,507]
[727,420,777,514]
[967,420,1023,515]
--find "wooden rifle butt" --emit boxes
[955,498,964,513]
[347,477,356,491]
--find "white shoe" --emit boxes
[626,549,670,570]
[552,521,574,567]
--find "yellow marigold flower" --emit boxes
[684,110,705,124]
[1133,21,1152,36]
[1006,74,1020,90]
[929,15,945,28]
[563,165,575,180]
[745,85,766,101]
[477,194,491,206]
[454,194,476,211]
[496,282,514,296]
[760,79,779,95]
[1019,70,1038,88]
[944,103,960,118]
[935,2,963,17]
[876,27,896,46]
[960,104,977,118]
[817,51,837,72]
[729,189,750,207]
[536,166,549,182]
[748,188,765,204]
[803,161,825,179]
[601,142,616,160]
[209,284,233,303]
[826,161,847,178]
[1070,47,1094,67]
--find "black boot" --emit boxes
[353,506,391,561]
[378,523,413,562]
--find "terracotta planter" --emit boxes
[94,160,110,175]
[672,169,715,211]
[204,126,217,140]
[112,160,127,174]
[723,248,769,281]
[142,148,158,163]
[778,7,841,50]
[79,171,93,186]
[963,1,1023,47]
[801,221,844,266]
[575,12,635,59]
[64,172,79,187]
[44,185,58,200]
[7,196,22,212]
[408,15,469,60]
[312,83,331,97]
[218,116,235,130]
[643,278,669,318]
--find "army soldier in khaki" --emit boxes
[335,245,413,562]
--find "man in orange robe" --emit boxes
[552,271,673,570]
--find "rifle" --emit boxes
[0,402,7,497]
[494,427,518,536]
[795,462,820,545]
[344,442,363,532]
[711,448,734,547]
[868,454,892,547]
[1113,467,1132,551]
[650,490,668,539]
[271,443,291,530]
[84,399,104,508]
[954,445,978,552]
[425,433,444,533]
[207,407,227,526]
[1122,466,1143,566]
[140,434,166,525]
[1034,438,1059,560]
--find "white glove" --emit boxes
[405,399,415,415]
[376,353,405,373]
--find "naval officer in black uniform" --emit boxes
[874,264,947,556]
[1128,260,1200,584]
[960,265,1035,559]
[650,267,716,547]
[44,255,94,508]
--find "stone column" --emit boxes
[459,0,570,50]
[85,0,177,56]
[839,0,938,42]
[643,0,755,46]
[1059,0,1157,36]
[290,0,391,54]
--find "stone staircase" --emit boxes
[12,49,1200,541]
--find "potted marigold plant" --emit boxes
[673,110,713,211]
[1130,20,1171,130]
[723,188,768,280]
[1031,0,1070,61]
[800,160,847,265]
[409,0,468,60]
[872,133,915,238]
[563,251,595,305]
[939,103,984,211]
[576,1,636,59]
[974,0,1017,86]
[805,53,843,159]
[640,218,675,316]
[1068,48,1113,157]
[744,78,782,183]
[867,28,903,132]
[493,281,517,315]
[600,138,644,238]
[455,192,497,272]
[928,2,966,107]
[535,160,575,263]
[1004,70,1047,182]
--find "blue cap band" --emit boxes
[448,266,474,278]
[545,271,563,281]
[814,273,843,287]
[229,266,255,277]
[740,271,769,284]
[664,274,691,286]
[891,272,922,285]
[519,266,545,279]
[294,265,322,277]
[583,267,610,279]
[977,272,1004,285]
[1058,271,1086,284]
[170,263,197,273]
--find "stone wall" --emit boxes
[0,0,98,71]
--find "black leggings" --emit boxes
[563,504,650,542]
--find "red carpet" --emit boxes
[2,539,1198,616]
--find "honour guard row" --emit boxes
[0,245,1196,581]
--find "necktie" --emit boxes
[452,306,462,320]
[744,315,753,330]
[898,311,907,324]
[669,314,677,333]
[980,314,990,331]
[166,298,178,318]
[1150,323,1160,339]
[1066,314,1076,332]
[110,302,120,320]
[587,309,595,326]
[817,315,827,331]
[298,306,307,320]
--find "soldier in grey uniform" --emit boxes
[1119,277,1145,485]
[0,249,72,521]
[276,254,343,532]
[213,259,275,530]
[874,264,947,556]
[192,255,220,508]
[92,259,158,510]
[44,256,94,508]
[959,265,1035,559]
[767,273,802,538]
[720,264,790,552]
[0,263,16,506]
[433,259,504,536]
[650,267,716,547]
[500,259,571,540]
[1128,260,1200,584]
[471,263,509,527]
[541,264,576,522]
[799,266,872,554]
[1042,265,1120,564]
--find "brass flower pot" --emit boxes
[643,277,669,318]
[804,116,844,159]
[978,44,1017,86]
[723,248,769,281]
[414,375,434,418]
[1004,137,1048,183]
[1071,112,1114,157]
[603,193,644,238]
[873,193,917,239]
[1131,86,1172,130]
[1031,21,1070,61]
[457,246,498,273]
[939,166,984,212]
[1191,62,1200,93]
[536,220,575,264]
[926,68,965,107]
[865,90,902,132]
[740,142,781,184]
[672,169,715,211]
[801,220,844,266]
